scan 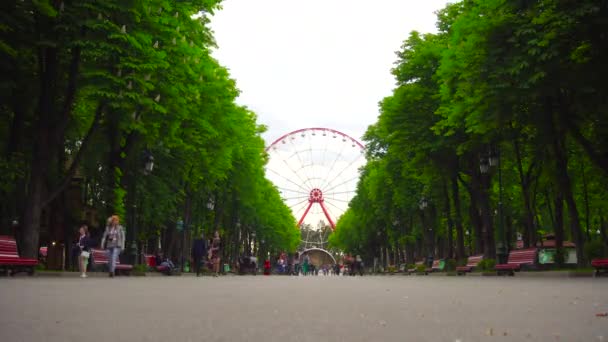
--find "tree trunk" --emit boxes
[466,174,485,255]
[551,115,585,266]
[20,44,59,258]
[451,173,465,259]
[479,172,496,259]
[554,190,564,266]
[581,160,591,241]
[443,178,454,259]
[513,138,536,248]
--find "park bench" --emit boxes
[407,261,424,275]
[0,235,38,276]
[495,248,537,276]
[144,254,170,273]
[456,254,484,275]
[91,249,132,275]
[591,258,608,276]
[426,259,445,273]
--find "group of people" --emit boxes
[72,214,223,278]
[71,215,124,278]
[191,231,222,277]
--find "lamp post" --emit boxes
[131,150,154,265]
[419,197,433,266]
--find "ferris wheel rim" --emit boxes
[265,127,366,152]
[265,127,366,229]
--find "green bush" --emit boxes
[387,265,397,273]
[406,264,416,270]
[445,259,457,272]
[478,259,496,272]
[133,264,147,273]
[584,240,607,261]
[457,258,468,267]
[416,264,427,273]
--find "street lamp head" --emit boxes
[206,199,215,210]
[488,146,499,167]
[144,151,154,174]
[479,156,489,174]
[419,197,428,210]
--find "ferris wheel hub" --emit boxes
[309,188,324,203]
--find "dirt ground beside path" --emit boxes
[1,275,607,342]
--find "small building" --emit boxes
[536,235,577,265]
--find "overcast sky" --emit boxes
[209,0,451,144]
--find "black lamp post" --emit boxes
[132,150,154,264]
[419,197,433,266]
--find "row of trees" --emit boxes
[0,0,299,264]
[330,0,608,267]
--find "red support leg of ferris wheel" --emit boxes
[297,188,336,230]
[319,201,336,229]
[298,202,313,227]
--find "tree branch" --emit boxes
[567,121,608,176]
[42,102,105,208]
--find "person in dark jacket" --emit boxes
[77,225,92,278]
[191,232,207,277]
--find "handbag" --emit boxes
[81,251,90,258]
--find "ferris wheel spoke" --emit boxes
[319,151,364,191]
[325,200,344,212]
[321,139,347,190]
[283,195,309,201]
[280,157,315,192]
[323,190,355,196]
[278,187,309,196]
[324,197,352,203]
[268,168,311,193]
[323,175,361,194]
[287,137,316,190]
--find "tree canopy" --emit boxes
[330,0,608,268]
[0,0,299,263]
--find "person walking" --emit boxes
[192,232,207,277]
[77,225,92,278]
[209,231,221,277]
[302,254,310,276]
[100,215,125,278]
[293,251,300,275]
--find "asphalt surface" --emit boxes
[1,274,607,342]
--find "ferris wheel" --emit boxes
[265,128,366,230]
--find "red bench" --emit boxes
[456,255,483,275]
[591,258,608,276]
[91,249,132,275]
[495,248,537,276]
[144,254,169,273]
[0,236,38,276]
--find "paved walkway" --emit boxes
[1,275,607,342]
